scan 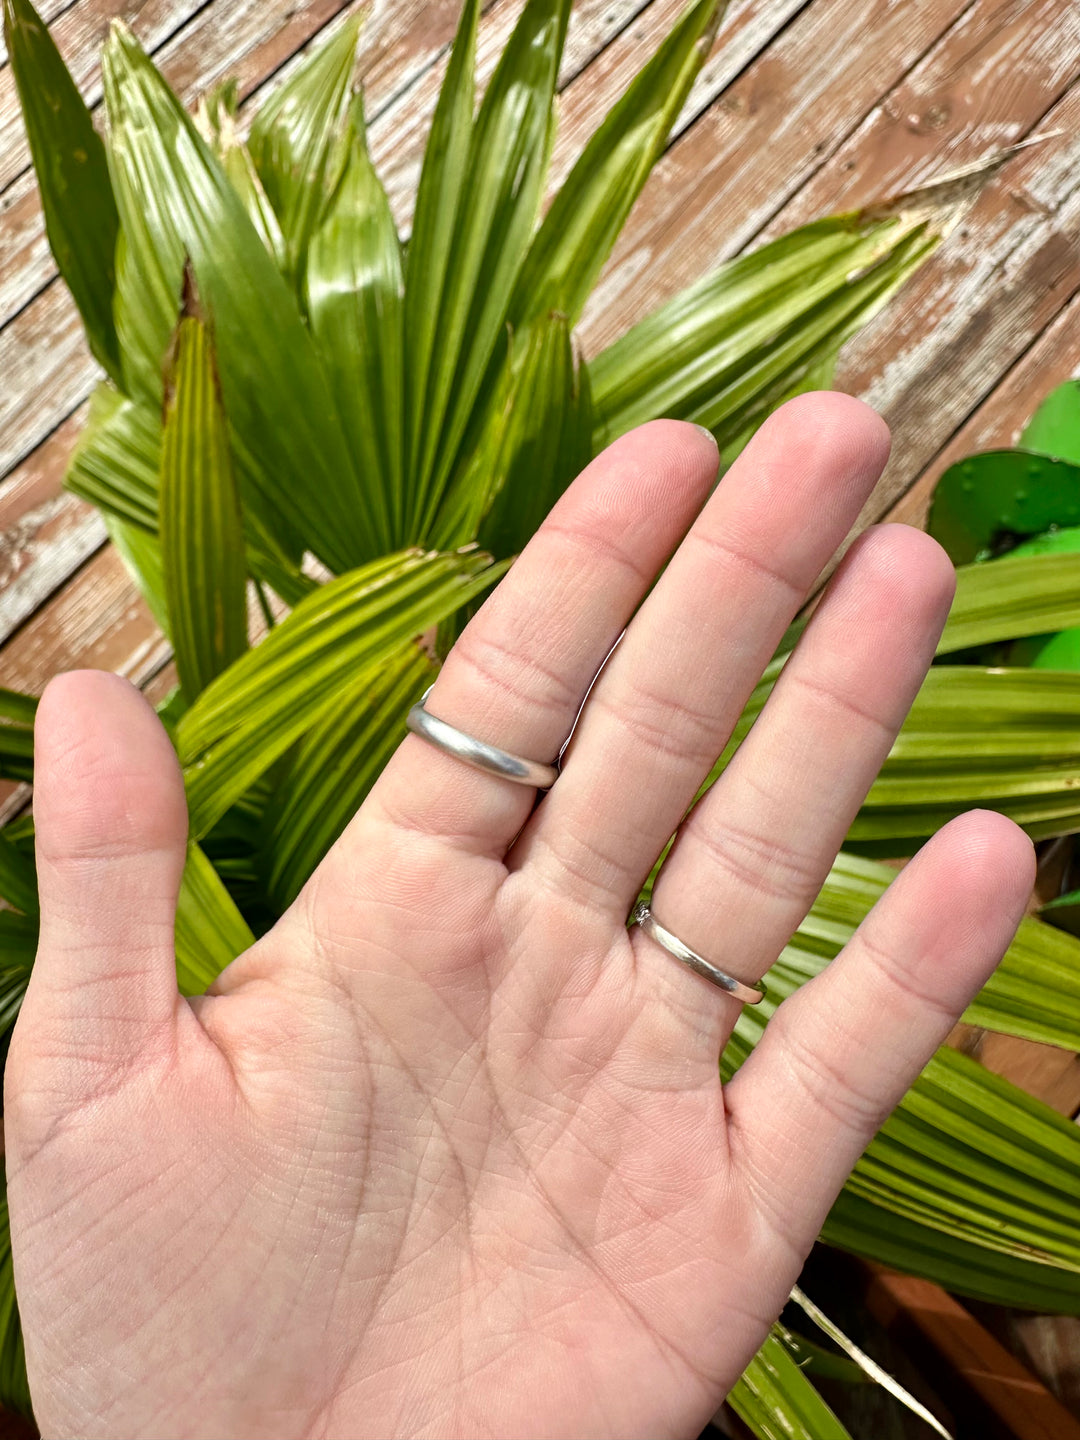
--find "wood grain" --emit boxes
[0,0,809,647]
[889,281,1080,534]
[577,0,977,352]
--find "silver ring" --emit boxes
[631,902,765,1005]
[406,688,559,789]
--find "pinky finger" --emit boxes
[723,810,1035,1258]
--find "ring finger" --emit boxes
[637,520,955,1054]
[513,391,892,909]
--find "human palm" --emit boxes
[6,397,1033,1439]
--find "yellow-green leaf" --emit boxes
[160,297,248,701]
[177,548,507,836]
[306,99,405,554]
[402,0,479,523]
[175,840,255,991]
[248,16,361,283]
[509,0,724,334]
[262,644,435,912]
[3,0,122,384]
[729,1331,851,1440]
[102,22,374,575]
[409,0,571,540]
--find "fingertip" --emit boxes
[840,523,957,626]
[34,668,187,867]
[567,418,721,539]
[767,390,892,476]
[932,808,1037,909]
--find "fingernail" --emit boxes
[692,423,717,447]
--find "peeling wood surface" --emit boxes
[3,9,1080,1047]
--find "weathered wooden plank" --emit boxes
[0,0,206,194]
[767,1,1080,541]
[0,0,485,326]
[0,0,78,67]
[0,542,167,692]
[0,0,808,645]
[0,408,94,640]
[888,284,1080,534]
[577,0,1062,352]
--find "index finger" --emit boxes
[358,421,722,857]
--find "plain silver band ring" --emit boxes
[631,901,766,1005]
[406,688,560,790]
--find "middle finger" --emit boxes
[512,392,890,913]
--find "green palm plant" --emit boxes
[3,0,1080,1431]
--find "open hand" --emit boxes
[6,395,1034,1439]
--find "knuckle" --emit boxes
[787,671,894,740]
[686,814,823,908]
[770,1005,888,1135]
[449,627,579,717]
[686,528,804,601]
[595,677,721,768]
[532,826,637,911]
[544,519,655,588]
[855,929,960,1027]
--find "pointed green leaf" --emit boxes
[103,511,170,638]
[403,0,479,516]
[729,1331,851,1440]
[1020,379,1080,465]
[0,910,36,1039]
[1039,886,1080,940]
[3,0,122,384]
[66,384,161,531]
[262,644,434,912]
[473,313,592,558]
[306,99,405,554]
[177,549,507,836]
[409,0,571,539]
[193,81,287,269]
[508,0,724,334]
[248,16,361,283]
[160,295,248,701]
[0,829,37,916]
[112,204,185,406]
[175,841,255,991]
[0,687,37,785]
[591,197,951,450]
[67,384,311,613]
[102,23,374,575]
[221,136,287,270]
[939,553,1080,653]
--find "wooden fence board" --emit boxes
[0,0,808,645]
[889,283,1080,534]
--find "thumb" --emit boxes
[23,669,188,1065]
